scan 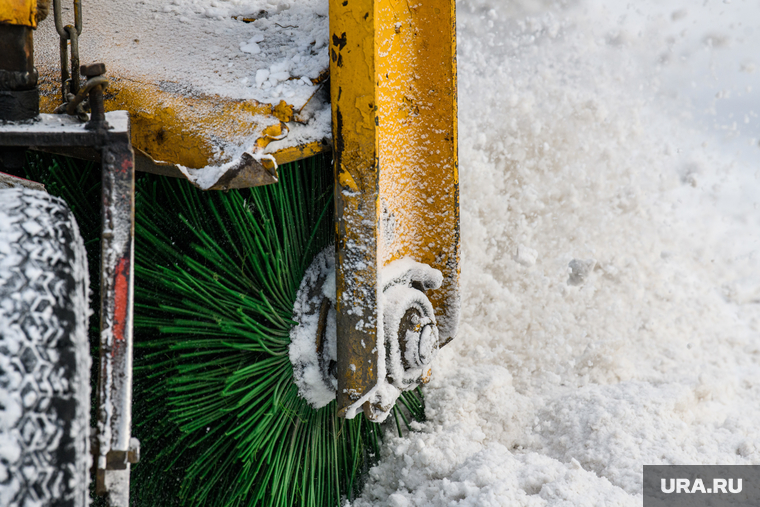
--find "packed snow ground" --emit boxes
[353,0,760,505]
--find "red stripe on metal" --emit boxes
[113,257,129,341]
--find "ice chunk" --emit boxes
[567,259,596,286]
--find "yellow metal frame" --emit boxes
[331,0,459,417]
[0,0,37,27]
[36,68,328,185]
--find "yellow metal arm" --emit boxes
[331,0,459,418]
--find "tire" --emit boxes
[0,187,91,507]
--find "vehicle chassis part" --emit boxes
[0,4,137,503]
[0,111,138,506]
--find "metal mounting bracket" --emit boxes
[0,111,137,506]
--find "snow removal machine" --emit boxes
[0,0,459,505]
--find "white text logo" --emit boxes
[661,478,742,494]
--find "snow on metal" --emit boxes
[32,0,331,183]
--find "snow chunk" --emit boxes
[514,244,538,267]
[567,259,596,286]
[239,40,261,55]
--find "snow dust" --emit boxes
[352,0,760,505]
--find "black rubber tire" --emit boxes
[0,188,90,507]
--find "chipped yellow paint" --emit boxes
[419,367,432,385]
[337,168,359,193]
[331,0,459,416]
[0,0,36,27]
[331,0,380,417]
[255,122,288,151]
[273,140,328,165]
[36,67,328,175]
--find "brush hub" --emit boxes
[359,259,443,422]
[383,284,439,388]
[290,254,443,421]
[289,248,338,409]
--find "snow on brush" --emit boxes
[290,247,337,409]
[352,0,760,505]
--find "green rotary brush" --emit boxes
[24,153,425,506]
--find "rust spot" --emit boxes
[120,153,133,174]
[311,69,330,85]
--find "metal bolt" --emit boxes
[81,62,106,77]
[81,62,107,124]
[127,437,140,464]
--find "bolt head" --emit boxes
[81,63,106,77]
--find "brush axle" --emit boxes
[290,254,443,422]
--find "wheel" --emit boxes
[0,187,91,507]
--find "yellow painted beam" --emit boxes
[331,0,459,417]
[331,0,379,417]
[0,0,37,27]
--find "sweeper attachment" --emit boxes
[0,0,459,505]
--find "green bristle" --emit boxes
[22,151,425,506]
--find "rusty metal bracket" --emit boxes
[0,111,137,507]
[329,0,460,419]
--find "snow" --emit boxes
[34,0,328,108]
[32,0,332,180]
[351,0,760,505]
[176,159,241,191]
[290,246,338,408]
[380,258,444,294]
[19,0,760,501]
[0,112,130,134]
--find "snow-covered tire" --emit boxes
[0,188,91,507]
